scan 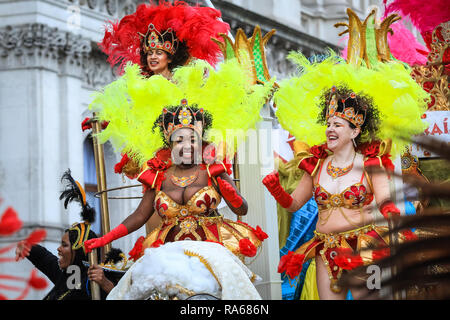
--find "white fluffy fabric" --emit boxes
[107,241,262,300]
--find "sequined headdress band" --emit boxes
[139,23,178,56]
[161,99,205,141]
[326,86,366,128]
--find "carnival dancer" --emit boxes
[263,9,429,300]
[15,170,117,300]
[83,0,230,179]
[100,0,228,78]
[83,57,272,299]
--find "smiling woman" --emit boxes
[145,49,174,79]
[85,55,273,299]
[318,86,380,148]
[267,49,428,299]
[56,232,73,270]
[99,1,229,77]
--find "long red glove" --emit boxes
[379,201,401,220]
[217,177,243,208]
[84,224,128,253]
[262,172,293,209]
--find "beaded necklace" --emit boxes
[326,152,356,180]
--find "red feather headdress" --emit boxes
[99,1,230,74]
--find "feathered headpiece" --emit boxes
[274,52,427,155]
[60,169,95,224]
[274,8,430,158]
[89,59,274,165]
[59,170,96,252]
[161,99,205,141]
[99,1,230,74]
[383,0,449,111]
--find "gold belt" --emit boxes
[314,224,375,248]
[165,215,223,226]
[166,215,223,241]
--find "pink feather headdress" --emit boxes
[383,0,450,46]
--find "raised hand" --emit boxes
[262,171,282,189]
[15,240,31,261]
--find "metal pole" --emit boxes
[233,152,242,222]
[91,113,111,258]
[233,153,241,192]
[88,249,101,300]
[389,155,405,300]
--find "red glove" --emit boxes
[81,117,109,132]
[379,201,401,220]
[262,172,293,209]
[217,177,243,208]
[84,224,128,253]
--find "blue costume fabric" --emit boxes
[280,197,318,300]
[280,195,416,300]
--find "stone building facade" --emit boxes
[0,0,380,299]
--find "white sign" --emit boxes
[410,111,450,158]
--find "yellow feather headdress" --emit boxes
[89,59,273,165]
[273,8,430,158]
[273,51,428,157]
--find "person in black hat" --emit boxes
[15,170,117,300]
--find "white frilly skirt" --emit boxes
[106,241,262,300]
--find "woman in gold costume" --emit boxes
[85,100,265,260]
[82,47,272,298]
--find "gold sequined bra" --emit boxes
[154,186,222,219]
[139,185,264,260]
[314,161,374,211]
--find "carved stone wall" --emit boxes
[0,23,91,75]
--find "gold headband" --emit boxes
[161,99,205,141]
[326,86,366,128]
